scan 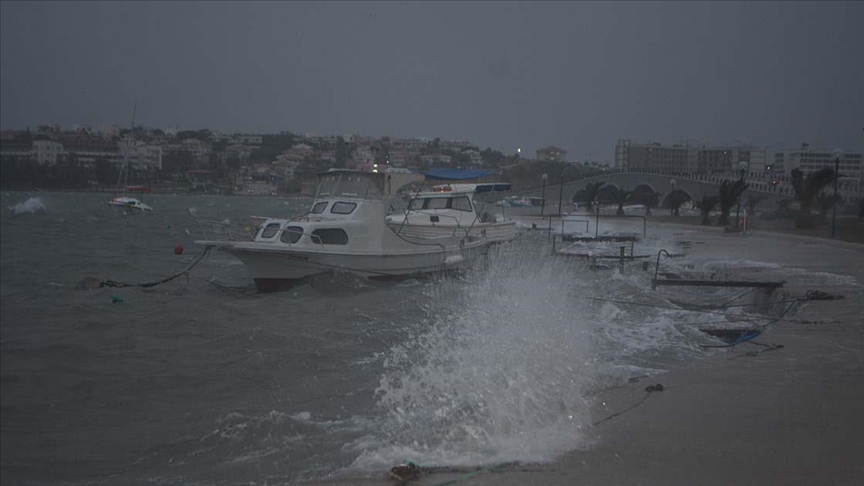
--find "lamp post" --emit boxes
[831,148,842,239]
[558,173,564,217]
[735,161,748,229]
[669,179,677,216]
[541,173,548,216]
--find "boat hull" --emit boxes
[207,241,485,292]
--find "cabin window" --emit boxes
[427,198,449,210]
[280,226,303,244]
[310,201,328,213]
[408,198,426,210]
[451,196,473,212]
[311,228,349,245]
[260,223,281,239]
[316,174,338,197]
[330,202,357,214]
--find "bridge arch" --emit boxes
[662,189,693,209]
[595,182,622,204]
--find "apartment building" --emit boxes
[772,145,862,180]
[614,139,766,174]
[536,145,567,162]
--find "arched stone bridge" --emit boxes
[503,169,863,208]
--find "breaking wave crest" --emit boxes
[350,241,604,469]
[8,196,47,215]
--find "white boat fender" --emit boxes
[443,255,464,266]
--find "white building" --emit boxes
[352,146,376,165]
[440,139,471,151]
[420,153,452,166]
[614,139,766,175]
[32,140,65,165]
[771,146,862,181]
[230,134,263,146]
[128,142,163,170]
[463,149,483,166]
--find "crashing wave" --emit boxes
[8,197,47,215]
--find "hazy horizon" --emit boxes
[2,1,862,161]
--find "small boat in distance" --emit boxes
[108,104,153,213]
[109,196,153,211]
[195,169,488,292]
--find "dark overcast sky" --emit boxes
[1,1,862,161]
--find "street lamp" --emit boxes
[735,161,748,229]
[831,148,843,239]
[541,173,548,216]
[558,173,564,217]
[669,179,677,216]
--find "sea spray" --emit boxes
[8,196,46,215]
[351,240,604,469]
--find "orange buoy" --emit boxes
[174,244,184,255]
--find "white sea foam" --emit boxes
[351,243,605,470]
[8,196,46,215]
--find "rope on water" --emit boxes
[592,383,665,426]
[698,330,762,348]
[101,246,213,289]
[197,277,262,298]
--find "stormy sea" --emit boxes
[1,191,787,485]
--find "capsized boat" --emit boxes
[195,170,488,292]
[386,177,516,244]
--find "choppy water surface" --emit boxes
[1,192,779,485]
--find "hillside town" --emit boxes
[0,124,610,194]
[0,124,860,195]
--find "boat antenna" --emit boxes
[118,102,138,195]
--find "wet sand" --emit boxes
[313,223,864,486]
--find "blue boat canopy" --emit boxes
[424,169,493,180]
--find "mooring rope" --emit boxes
[591,383,665,426]
[101,246,213,289]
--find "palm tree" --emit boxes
[667,191,690,216]
[610,186,631,216]
[815,193,838,225]
[695,195,720,225]
[746,194,766,228]
[717,179,749,226]
[643,191,661,216]
[584,181,605,213]
[791,168,837,228]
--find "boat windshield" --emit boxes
[315,172,384,200]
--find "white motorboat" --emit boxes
[195,170,488,292]
[108,196,153,212]
[386,182,516,243]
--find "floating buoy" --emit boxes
[174,244,184,255]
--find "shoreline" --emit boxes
[309,223,864,486]
[1,187,316,198]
